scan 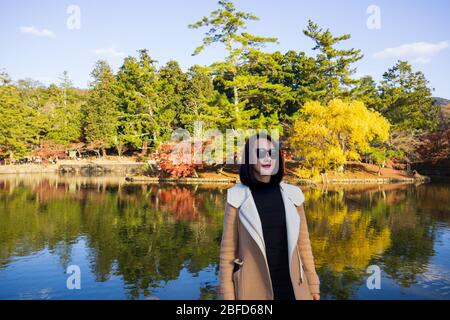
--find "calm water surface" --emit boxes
[0,174,449,300]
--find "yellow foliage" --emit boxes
[310,206,391,272]
[290,99,390,171]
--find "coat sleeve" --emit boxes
[218,202,239,300]
[297,203,320,294]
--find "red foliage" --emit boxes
[157,187,199,221]
[151,139,212,178]
[32,141,67,161]
[415,128,450,162]
[281,148,292,161]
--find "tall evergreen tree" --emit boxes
[180,65,226,131]
[83,60,120,156]
[189,0,279,129]
[303,20,363,102]
[156,60,188,140]
[351,75,382,111]
[379,60,439,132]
[116,49,159,152]
[0,85,40,159]
[58,70,74,107]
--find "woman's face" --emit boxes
[251,138,278,177]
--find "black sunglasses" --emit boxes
[256,148,278,160]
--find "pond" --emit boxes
[0,174,449,300]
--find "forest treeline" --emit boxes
[0,1,447,175]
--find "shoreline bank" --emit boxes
[0,160,433,185]
[125,175,430,185]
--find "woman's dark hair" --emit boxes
[239,133,285,187]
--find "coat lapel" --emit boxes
[238,187,267,260]
[279,182,301,276]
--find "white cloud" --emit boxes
[92,47,125,58]
[20,26,56,38]
[373,41,449,64]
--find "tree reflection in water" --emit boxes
[0,176,449,299]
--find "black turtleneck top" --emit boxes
[249,181,296,300]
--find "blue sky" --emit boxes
[1,0,449,98]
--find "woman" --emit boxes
[219,133,320,300]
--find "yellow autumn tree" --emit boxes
[289,99,390,175]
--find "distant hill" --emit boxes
[433,97,450,123]
[433,97,450,106]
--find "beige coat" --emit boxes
[219,181,320,300]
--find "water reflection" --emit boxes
[309,184,450,299]
[0,175,449,300]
